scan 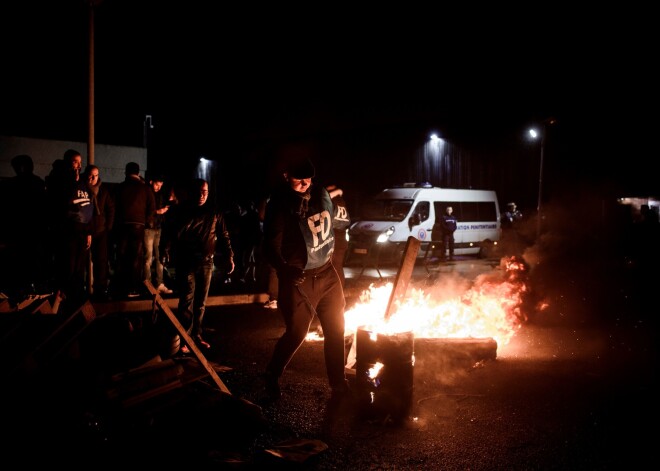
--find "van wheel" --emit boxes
[479,241,495,259]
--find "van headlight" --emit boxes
[377,226,395,243]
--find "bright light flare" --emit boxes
[368,362,384,380]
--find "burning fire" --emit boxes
[307,256,532,349]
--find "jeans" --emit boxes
[144,228,163,286]
[175,256,214,338]
[442,233,455,258]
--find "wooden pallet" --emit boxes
[143,281,264,419]
[16,301,96,376]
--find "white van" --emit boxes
[347,183,501,265]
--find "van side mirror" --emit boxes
[408,214,420,230]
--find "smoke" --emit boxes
[515,187,627,326]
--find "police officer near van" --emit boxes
[500,201,525,254]
[439,206,458,261]
[262,150,350,402]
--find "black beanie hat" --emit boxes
[287,158,315,179]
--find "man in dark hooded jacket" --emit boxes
[262,152,349,401]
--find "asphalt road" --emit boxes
[4,252,657,470]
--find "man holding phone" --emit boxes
[144,173,173,294]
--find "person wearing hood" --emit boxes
[261,148,350,402]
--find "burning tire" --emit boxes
[478,239,498,259]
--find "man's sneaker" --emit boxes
[127,291,140,298]
[194,336,211,349]
[157,283,173,294]
[263,299,278,309]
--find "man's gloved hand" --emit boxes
[160,250,170,267]
[282,265,305,286]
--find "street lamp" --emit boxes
[143,114,154,148]
[424,133,445,186]
[528,118,556,238]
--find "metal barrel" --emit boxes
[355,327,414,422]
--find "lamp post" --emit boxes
[528,118,556,238]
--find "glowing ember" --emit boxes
[343,256,531,348]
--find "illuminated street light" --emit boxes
[528,118,556,238]
[424,132,445,186]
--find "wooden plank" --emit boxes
[144,280,232,395]
[16,301,97,375]
[29,298,53,315]
[120,378,186,408]
[16,294,53,312]
[384,236,421,320]
[106,360,184,401]
[91,292,269,316]
[0,298,13,313]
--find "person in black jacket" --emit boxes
[440,205,458,261]
[0,154,48,299]
[160,178,234,352]
[84,165,115,301]
[48,149,94,312]
[112,162,155,298]
[262,152,349,402]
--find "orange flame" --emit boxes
[343,256,530,348]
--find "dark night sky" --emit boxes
[2,1,658,209]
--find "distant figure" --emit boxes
[258,196,278,309]
[637,204,660,266]
[239,200,262,285]
[500,201,525,255]
[223,201,245,286]
[439,206,458,261]
[501,202,523,229]
[326,184,351,288]
[160,178,234,352]
[84,165,115,301]
[0,154,48,299]
[640,204,659,226]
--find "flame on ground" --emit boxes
[339,256,531,348]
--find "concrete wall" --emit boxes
[0,135,147,183]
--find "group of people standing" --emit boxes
[46,154,180,306]
[1,144,354,402]
[0,150,237,354]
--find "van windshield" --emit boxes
[362,199,414,222]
